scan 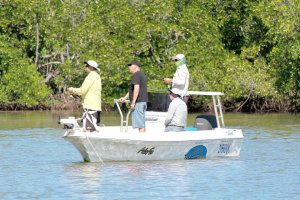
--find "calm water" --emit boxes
[0,111,300,199]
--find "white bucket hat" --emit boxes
[84,60,99,71]
[170,88,182,96]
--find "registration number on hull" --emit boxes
[218,143,231,154]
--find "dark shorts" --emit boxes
[82,109,101,132]
[183,96,189,104]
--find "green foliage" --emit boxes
[0,0,299,111]
[2,63,49,105]
[251,0,300,109]
[0,35,50,106]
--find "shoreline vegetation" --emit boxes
[0,93,294,113]
[1,1,299,113]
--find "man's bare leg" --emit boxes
[139,128,146,132]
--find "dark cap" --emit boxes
[128,60,141,67]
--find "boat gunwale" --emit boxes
[64,127,244,143]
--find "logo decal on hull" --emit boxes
[185,145,207,159]
[137,147,155,155]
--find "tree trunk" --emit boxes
[35,22,39,68]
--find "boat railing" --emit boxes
[113,91,225,131]
[114,99,131,132]
[187,91,225,128]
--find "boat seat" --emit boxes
[194,114,217,130]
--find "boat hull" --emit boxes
[63,127,243,162]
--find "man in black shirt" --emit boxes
[121,60,148,132]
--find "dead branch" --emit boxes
[39,52,59,59]
[40,61,61,67]
[42,69,60,83]
[35,22,39,68]
[235,84,255,112]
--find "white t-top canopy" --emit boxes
[186,91,224,96]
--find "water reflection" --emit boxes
[64,162,102,199]
[62,159,247,199]
[1,111,300,133]
[65,162,102,183]
[1,112,300,199]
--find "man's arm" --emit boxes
[68,74,93,96]
[163,78,172,84]
[172,68,188,86]
[120,92,129,102]
[165,102,175,126]
[130,84,140,110]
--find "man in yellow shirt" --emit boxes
[68,60,102,132]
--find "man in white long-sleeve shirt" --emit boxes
[163,53,190,103]
[164,88,187,132]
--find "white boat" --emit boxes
[60,91,244,162]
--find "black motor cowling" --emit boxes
[194,114,217,130]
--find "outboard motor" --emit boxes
[194,114,217,130]
[58,117,80,129]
